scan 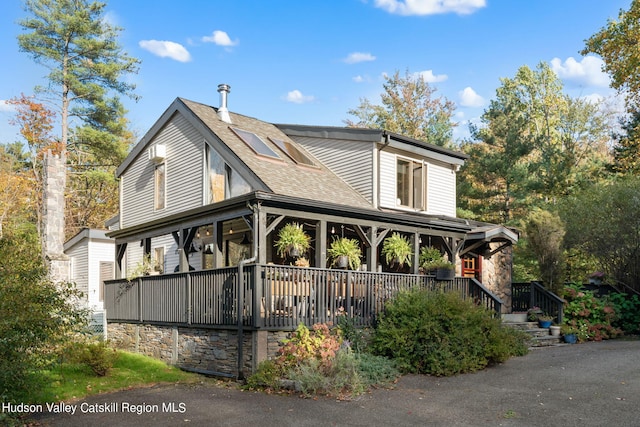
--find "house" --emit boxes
[64,227,115,311]
[64,227,115,339]
[104,84,518,378]
[109,84,516,286]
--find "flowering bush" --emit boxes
[246,322,398,398]
[562,284,622,342]
[277,323,342,373]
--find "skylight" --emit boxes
[231,128,281,159]
[270,137,316,167]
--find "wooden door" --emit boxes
[462,255,481,281]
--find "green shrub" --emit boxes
[245,359,282,390]
[605,293,640,334]
[562,284,623,341]
[245,322,399,398]
[354,352,399,386]
[370,289,528,376]
[0,225,87,402]
[78,341,119,376]
[337,314,370,353]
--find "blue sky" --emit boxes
[0,0,631,145]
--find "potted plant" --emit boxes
[382,232,413,268]
[527,306,543,322]
[419,246,455,279]
[419,246,444,272]
[561,324,579,344]
[538,314,553,328]
[327,237,362,270]
[274,222,311,259]
[433,259,456,280]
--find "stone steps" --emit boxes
[502,320,565,348]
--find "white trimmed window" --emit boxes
[397,157,426,210]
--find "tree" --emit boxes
[18,0,139,262]
[560,177,640,292]
[345,70,457,147]
[611,109,640,175]
[524,209,565,293]
[582,0,640,111]
[0,223,86,401]
[459,62,611,222]
[6,94,57,235]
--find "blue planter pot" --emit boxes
[538,320,552,328]
[564,333,577,344]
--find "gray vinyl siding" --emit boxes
[427,159,457,217]
[151,234,177,274]
[67,241,89,300]
[291,136,374,204]
[379,150,397,208]
[121,113,204,229]
[88,240,115,310]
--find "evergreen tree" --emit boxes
[17,0,139,251]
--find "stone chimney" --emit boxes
[42,150,70,283]
[217,84,232,124]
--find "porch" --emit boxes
[105,264,503,331]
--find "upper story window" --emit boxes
[231,127,281,159]
[154,162,166,210]
[397,157,425,210]
[207,144,251,204]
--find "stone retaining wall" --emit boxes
[108,323,293,378]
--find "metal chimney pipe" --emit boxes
[217,84,232,124]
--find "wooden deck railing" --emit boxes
[105,264,503,330]
[510,281,565,324]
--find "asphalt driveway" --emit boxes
[31,339,640,427]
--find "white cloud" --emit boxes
[550,56,609,87]
[416,70,448,83]
[344,52,376,64]
[353,75,373,83]
[202,30,239,47]
[0,101,16,112]
[284,90,315,104]
[374,0,486,16]
[458,86,485,107]
[139,40,191,62]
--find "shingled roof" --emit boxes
[119,97,372,210]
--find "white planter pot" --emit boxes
[549,325,561,337]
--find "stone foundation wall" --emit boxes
[108,323,255,377]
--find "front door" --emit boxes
[462,255,481,281]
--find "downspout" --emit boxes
[237,203,258,381]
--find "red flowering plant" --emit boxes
[562,283,622,342]
[276,323,342,373]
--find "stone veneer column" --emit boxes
[42,150,70,283]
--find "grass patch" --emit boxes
[24,351,203,404]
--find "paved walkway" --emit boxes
[31,339,640,426]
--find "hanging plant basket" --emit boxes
[288,247,300,258]
[335,255,349,269]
